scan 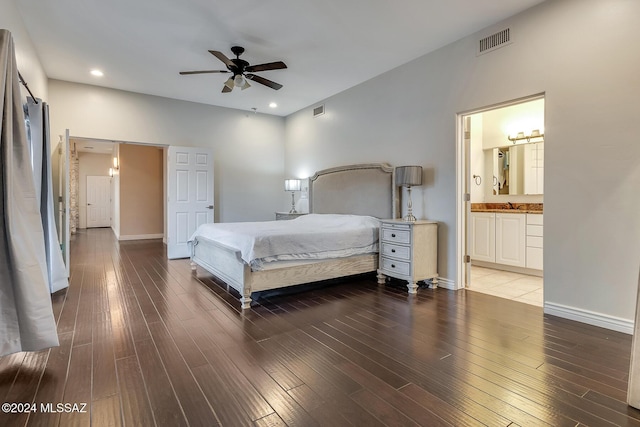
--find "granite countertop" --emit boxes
[471,203,543,214]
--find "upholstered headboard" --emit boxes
[308,163,398,219]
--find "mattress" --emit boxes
[189,213,380,270]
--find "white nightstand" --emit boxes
[275,212,306,220]
[377,219,438,294]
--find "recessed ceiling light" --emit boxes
[90,69,104,77]
[269,102,277,108]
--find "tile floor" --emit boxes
[468,266,543,307]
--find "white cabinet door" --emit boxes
[470,212,496,262]
[536,142,544,193]
[524,142,544,195]
[495,213,526,267]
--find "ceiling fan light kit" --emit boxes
[180,46,287,93]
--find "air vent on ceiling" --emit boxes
[313,104,325,117]
[477,28,511,55]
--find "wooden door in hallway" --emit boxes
[86,175,111,228]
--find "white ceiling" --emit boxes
[16,0,546,117]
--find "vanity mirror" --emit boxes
[487,140,543,196]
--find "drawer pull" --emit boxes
[391,233,396,238]
[391,264,396,268]
[391,249,396,253]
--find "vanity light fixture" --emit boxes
[396,166,423,222]
[507,129,544,144]
[284,179,301,213]
[109,168,114,177]
[113,156,119,170]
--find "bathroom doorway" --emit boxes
[457,94,545,306]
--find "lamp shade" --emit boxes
[284,179,301,192]
[395,166,423,186]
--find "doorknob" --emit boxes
[206,205,214,210]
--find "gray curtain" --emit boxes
[0,29,59,356]
[26,98,68,293]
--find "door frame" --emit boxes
[70,136,169,240]
[455,93,545,290]
[57,130,71,277]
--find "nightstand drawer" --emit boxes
[381,257,411,276]
[381,228,411,244]
[381,242,411,260]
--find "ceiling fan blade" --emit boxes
[209,50,235,68]
[245,74,283,90]
[245,61,287,72]
[179,70,229,75]
[222,77,234,93]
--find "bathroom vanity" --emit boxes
[470,204,543,274]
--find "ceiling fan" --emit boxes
[180,46,287,93]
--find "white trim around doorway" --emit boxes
[455,93,545,293]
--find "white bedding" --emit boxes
[189,214,380,269]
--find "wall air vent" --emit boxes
[313,104,325,117]
[477,28,511,55]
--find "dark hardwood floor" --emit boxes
[1,228,638,426]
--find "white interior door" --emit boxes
[167,146,214,259]
[86,175,111,228]
[56,129,71,277]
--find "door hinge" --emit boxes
[464,255,471,263]
[463,193,470,202]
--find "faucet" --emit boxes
[507,202,514,209]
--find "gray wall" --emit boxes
[0,0,48,101]
[48,80,286,223]
[285,0,640,330]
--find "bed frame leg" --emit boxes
[240,288,252,309]
[407,282,418,294]
[240,296,252,309]
[190,261,197,271]
[376,270,386,285]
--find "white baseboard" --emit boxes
[435,277,457,290]
[544,302,633,335]
[118,233,164,241]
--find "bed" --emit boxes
[189,163,398,309]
